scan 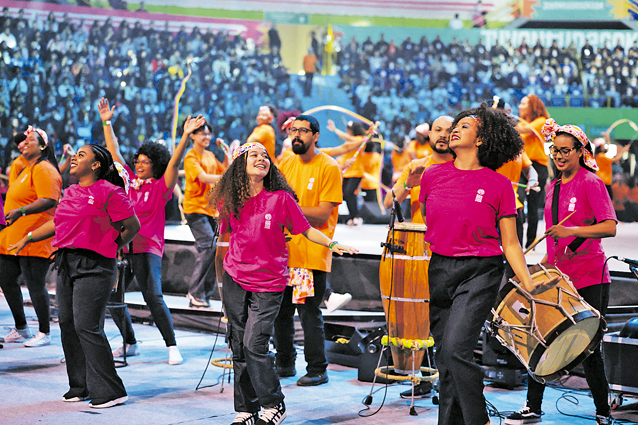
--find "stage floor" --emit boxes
[2,296,638,424]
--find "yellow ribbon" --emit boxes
[171,57,193,151]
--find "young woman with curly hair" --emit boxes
[516,94,550,248]
[418,104,558,425]
[210,142,357,425]
[99,97,201,365]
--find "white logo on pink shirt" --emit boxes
[307,177,315,190]
[475,189,485,203]
[265,213,272,229]
[88,195,95,205]
[569,197,577,211]
[144,192,150,202]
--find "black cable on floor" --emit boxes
[195,312,226,391]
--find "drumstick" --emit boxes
[523,210,577,255]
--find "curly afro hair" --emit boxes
[452,103,524,171]
[209,150,297,221]
[135,141,171,179]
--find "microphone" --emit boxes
[392,190,404,223]
[613,256,638,267]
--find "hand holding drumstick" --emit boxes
[523,210,577,255]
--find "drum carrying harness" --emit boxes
[552,179,594,252]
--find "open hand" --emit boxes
[98,97,115,122]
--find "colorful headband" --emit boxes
[24,125,48,147]
[232,142,267,161]
[542,118,598,171]
[113,161,130,194]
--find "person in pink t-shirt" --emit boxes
[419,104,558,425]
[12,144,140,409]
[209,142,357,425]
[508,120,617,424]
[99,97,205,366]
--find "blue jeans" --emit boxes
[56,249,127,401]
[0,254,51,334]
[185,213,218,300]
[274,270,328,374]
[111,253,177,347]
[429,253,503,425]
[223,272,284,413]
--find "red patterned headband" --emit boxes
[542,118,598,171]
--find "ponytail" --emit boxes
[90,144,127,191]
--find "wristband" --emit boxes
[103,120,111,126]
[27,231,33,241]
[329,241,338,250]
[20,207,26,216]
[403,181,410,190]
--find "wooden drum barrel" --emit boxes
[378,223,430,374]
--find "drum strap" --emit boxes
[551,179,594,253]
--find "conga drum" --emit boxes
[378,223,430,374]
[491,263,604,383]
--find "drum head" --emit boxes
[534,315,601,377]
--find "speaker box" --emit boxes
[357,327,395,384]
[358,202,391,224]
[603,331,638,393]
[324,323,365,369]
[481,331,523,368]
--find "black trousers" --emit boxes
[342,177,361,221]
[429,253,504,425]
[521,161,548,248]
[526,283,611,417]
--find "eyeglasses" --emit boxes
[549,145,579,157]
[134,159,152,166]
[289,127,312,135]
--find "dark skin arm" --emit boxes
[6,198,57,226]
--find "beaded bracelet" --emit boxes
[329,241,338,250]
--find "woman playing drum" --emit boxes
[507,120,616,425]
[418,104,557,425]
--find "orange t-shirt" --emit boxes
[303,54,317,74]
[249,124,276,160]
[595,153,613,185]
[521,117,548,166]
[279,152,343,272]
[0,160,62,257]
[360,151,382,190]
[496,152,532,209]
[391,149,411,179]
[396,155,451,224]
[340,135,365,179]
[407,139,433,159]
[183,149,226,216]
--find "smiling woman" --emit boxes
[0,126,62,348]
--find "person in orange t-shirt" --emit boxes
[275,114,344,386]
[593,136,631,200]
[359,144,382,202]
[327,119,366,226]
[391,141,412,184]
[183,121,228,307]
[496,151,539,244]
[303,48,318,97]
[516,94,549,249]
[384,116,454,224]
[407,122,433,160]
[0,127,62,347]
[247,106,277,160]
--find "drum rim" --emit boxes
[493,264,563,309]
[528,312,605,380]
[388,223,427,232]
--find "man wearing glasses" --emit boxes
[274,115,343,386]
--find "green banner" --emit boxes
[529,0,616,20]
[264,12,310,25]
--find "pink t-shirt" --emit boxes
[0,194,5,226]
[545,168,617,289]
[125,165,172,257]
[220,190,311,292]
[53,180,135,259]
[419,161,517,257]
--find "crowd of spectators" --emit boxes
[0,7,302,172]
[336,33,638,147]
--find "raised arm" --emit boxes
[327,119,359,143]
[98,97,126,166]
[164,115,205,189]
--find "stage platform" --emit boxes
[2,296,638,425]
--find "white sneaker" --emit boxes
[112,343,139,357]
[168,346,183,365]
[0,327,32,343]
[23,332,51,347]
[325,292,352,312]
